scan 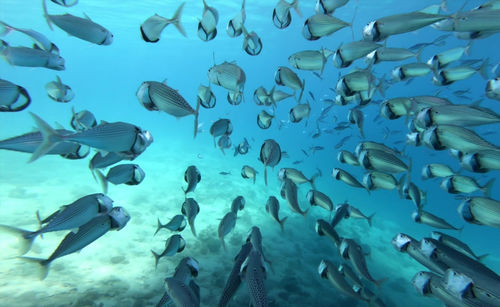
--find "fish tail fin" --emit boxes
[19,257,51,280]
[264,167,268,186]
[42,0,54,31]
[35,211,44,239]
[302,208,309,217]
[193,97,201,139]
[397,174,406,191]
[291,0,302,17]
[0,225,36,256]
[415,47,424,63]
[190,222,197,237]
[221,238,226,251]
[151,250,161,268]
[95,169,109,194]
[279,216,288,232]
[310,172,320,190]
[29,112,63,163]
[154,218,164,236]
[297,78,306,104]
[377,75,386,97]
[375,277,388,288]
[349,4,358,41]
[482,178,495,197]
[464,40,472,56]
[171,2,187,37]
[0,21,14,36]
[477,253,489,262]
[367,213,375,227]
[253,176,256,184]
[478,57,490,79]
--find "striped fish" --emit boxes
[208,61,246,93]
[218,242,252,307]
[240,250,268,307]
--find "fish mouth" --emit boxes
[391,233,412,252]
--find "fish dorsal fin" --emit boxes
[99,120,109,125]
[83,12,92,21]
[56,75,62,85]
[162,78,168,85]
[54,122,65,129]
[419,5,440,14]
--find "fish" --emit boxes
[363,171,402,191]
[227,90,243,105]
[259,139,282,186]
[210,118,233,146]
[140,2,186,43]
[458,197,500,228]
[337,150,359,167]
[278,167,319,188]
[338,263,364,291]
[241,26,262,56]
[30,113,153,162]
[379,97,412,120]
[347,108,365,138]
[219,171,231,175]
[355,141,402,157]
[290,102,311,123]
[431,231,488,262]
[231,196,246,215]
[427,45,471,70]
[274,66,305,102]
[288,48,334,74]
[392,63,432,82]
[486,78,500,101]
[358,149,408,174]
[432,8,500,34]
[281,178,308,216]
[197,84,216,109]
[136,80,200,138]
[227,0,246,37]
[315,0,349,15]
[43,0,113,45]
[421,163,455,179]
[50,0,78,7]
[234,138,250,156]
[0,193,114,255]
[306,190,333,211]
[334,136,351,150]
[246,226,272,268]
[330,203,349,228]
[265,196,288,232]
[0,20,59,54]
[340,238,385,286]
[460,150,500,173]
[441,175,495,197]
[318,260,368,302]
[303,13,350,40]
[183,165,201,195]
[152,234,186,268]
[366,47,421,65]
[218,135,232,155]
[155,215,187,235]
[333,40,382,68]
[181,198,200,237]
[412,210,462,231]
[433,59,490,86]
[70,108,96,131]
[240,250,268,306]
[315,219,341,248]
[88,152,125,171]
[257,110,274,129]
[164,278,200,307]
[408,34,450,51]
[362,5,447,41]
[197,0,219,41]
[45,76,73,103]
[95,163,145,193]
[20,207,129,279]
[0,39,65,70]
[0,79,31,112]
[218,212,237,251]
[218,242,252,307]
[208,61,246,93]
[348,205,374,227]
[332,168,368,191]
[241,165,257,184]
[272,0,301,29]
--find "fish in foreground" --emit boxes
[274,66,305,102]
[348,205,374,227]
[306,190,333,211]
[227,0,246,37]
[198,84,216,109]
[154,215,187,235]
[0,39,65,70]
[363,171,402,191]
[218,242,252,307]
[182,198,200,237]
[208,61,246,93]
[140,2,186,43]
[29,113,153,162]
[421,163,455,179]
[210,119,233,147]
[430,231,488,262]
[265,196,288,232]
[152,234,186,268]
[288,48,334,75]
[273,0,301,29]
[0,193,113,256]
[318,259,368,302]
[183,165,201,195]
[440,175,495,197]
[461,150,500,173]
[278,167,319,188]
[458,197,500,228]
[257,110,274,129]
[0,79,31,112]
[43,0,113,45]
[259,139,282,186]
[218,212,237,251]
[164,277,200,307]
[198,0,219,41]
[137,80,200,138]
[358,149,408,174]
[21,207,129,279]
[340,238,386,286]
[412,210,462,231]
[0,20,59,54]
[241,165,257,183]
[157,257,200,307]
[241,26,262,56]
[315,219,341,248]
[240,249,268,307]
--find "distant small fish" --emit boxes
[301,149,309,157]
[292,160,303,165]
[310,146,324,154]
[45,75,74,103]
[309,91,316,101]
[219,171,231,175]
[151,234,186,268]
[335,135,351,149]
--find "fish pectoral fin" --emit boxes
[82,12,92,21]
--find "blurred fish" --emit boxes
[315,219,341,248]
[412,210,462,231]
[70,108,96,131]
[218,212,237,251]
[486,78,500,101]
[197,84,216,109]
[155,215,187,235]
[234,138,250,156]
[440,175,494,197]
[136,80,200,138]
[164,278,200,307]
[288,48,333,74]
[0,79,30,112]
[461,150,500,173]
[95,163,145,193]
[45,75,74,103]
[218,135,232,155]
[88,152,125,171]
[259,139,282,186]
[355,141,402,157]
[241,26,262,56]
[292,160,303,165]
[340,238,386,286]
[227,0,246,37]
[330,203,349,228]
[253,86,270,106]
[43,0,113,45]
[241,165,257,183]
[152,234,186,268]
[281,178,308,216]
[347,108,365,138]
[362,5,447,41]
[218,242,252,307]
[366,47,421,65]
[392,63,432,82]
[306,190,333,211]
[183,165,201,195]
[380,97,411,120]
[210,119,233,147]
[408,34,450,51]
[208,61,246,93]
[333,40,382,68]
[427,45,470,70]
[182,198,200,237]
[332,168,368,191]
[140,2,186,42]
[303,13,350,40]
[458,197,500,228]
[274,66,305,102]
[273,0,301,29]
[272,88,294,104]
[421,163,456,179]
[290,102,311,124]
[432,8,500,34]
[348,205,374,227]
[50,0,78,7]
[21,207,129,279]
[338,263,364,290]
[257,110,274,129]
[278,167,319,188]
[219,171,231,175]
[231,196,245,215]
[358,149,408,173]
[430,231,488,262]
[240,250,268,306]
[318,260,368,302]
[337,150,359,166]
[315,0,349,15]
[433,59,489,86]
[246,226,272,268]
[0,20,59,54]
[0,40,64,70]
[265,196,288,232]
[197,0,218,41]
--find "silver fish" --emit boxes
[303,13,350,40]
[231,196,245,215]
[140,2,186,43]
[330,203,349,228]
[274,66,305,102]
[432,8,500,33]
[278,167,318,188]
[0,20,59,54]
[333,41,382,68]
[208,61,246,93]
[241,165,257,183]
[412,210,462,231]
[337,150,360,166]
[88,152,125,170]
[136,80,200,138]
[155,215,187,235]
[0,39,65,70]
[392,63,432,81]
[227,90,243,105]
[433,60,489,86]
[348,205,374,227]
[318,260,368,302]
[315,219,341,248]
[348,108,365,138]
[227,0,246,37]
[461,150,500,173]
[421,163,455,179]
[366,47,421,65]
[198,0,219,41]
[257,110,274,129]
[164,278,200,307]
[440,175,494,197]
[218,135,232,155]
[181,198,200,237]
[21,207,129,279]
[281,178,308,216]
[306,190,333,211]
[70,108,96,131]
[315,0,349,15]
[288,48,334,74]
[332,168,367,191]
[486,78,500,101]
[197,84,216,109]
[242,26,262,56]
[43,0,113,45]
[363,171,401,191]
[259,139,282,186]
[431,231,488,262]
[151,234,186,268]
[358,149,408,174]
[240,250,268,307]
[218,242,252,307]
[45,75,74,103]
[427,45,471,70]
[96,164,145,193]
[340,238,385,286]
[218,212,237,251]
[273,0,301,29]
[290,102,311,123]
[184,165,201,195]
[234,138,250,156]
[210,118,233,147]
[246,226,272,268]
[0,79,30,112]
[265,196,288,232]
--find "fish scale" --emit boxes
[148,81,195,117]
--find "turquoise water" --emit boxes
[1,0,499,306]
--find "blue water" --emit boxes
[1,0,499,306]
